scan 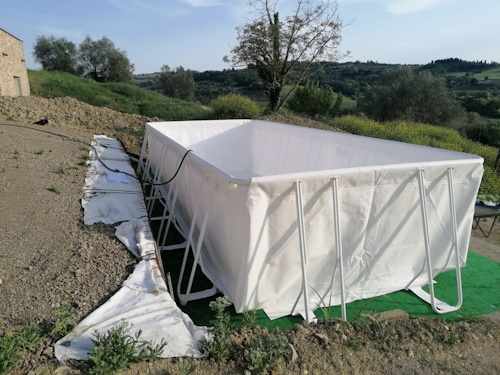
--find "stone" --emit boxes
[314,333,330,346]
[377,309,409,322]
[288,343,298,363]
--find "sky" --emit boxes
[1,0,499,74]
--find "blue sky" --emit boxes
[1,0,499,74]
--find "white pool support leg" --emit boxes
[137,135,148,177]
[149,144,170,215]
[331,177,347,321]
[177,177,206,299]
[146,140,165,214]
[293,181,313,323]
[159,167,184,247]
[179,174,218,306]
[412,168,463,314]
[446,167,463,309]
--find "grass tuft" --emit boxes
[47,186,60,194]
[53,166,66,174]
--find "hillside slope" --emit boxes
[0,95,153,155]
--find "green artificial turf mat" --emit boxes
[160,248,499,329]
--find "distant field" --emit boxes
[341,96,357,109]
[447,66,500,80]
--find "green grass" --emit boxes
[28,70,210,121]
[47,186,60,194]
[340,96,357,109]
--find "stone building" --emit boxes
[0,27,30,96]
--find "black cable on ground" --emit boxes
[0,122,191,186]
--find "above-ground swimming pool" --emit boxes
[138,119,483,320]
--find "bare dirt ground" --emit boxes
[0,97,499,374]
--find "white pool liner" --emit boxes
[141,119,484,320]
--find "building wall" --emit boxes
[0,28,30,96]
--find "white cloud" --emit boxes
[105,0,190,17]
[386,0,458,15]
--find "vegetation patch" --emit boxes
[88,320,166,375]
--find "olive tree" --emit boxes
[360,67,465,126]
[78,36,134,83]
[33,36,77,74]
[224,0,347,112]
[158,65,196,101]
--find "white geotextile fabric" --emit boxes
[144,120,484,320]
[81,136,147,225]
[55,135,208,361]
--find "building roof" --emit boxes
[0,27,23,42]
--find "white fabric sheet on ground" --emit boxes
[81,135,147,225]
[143,120,484,320]
[55,135,208,361]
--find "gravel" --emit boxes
[0,120,137,372]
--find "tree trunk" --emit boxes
[267,87,282,113]
[495,148,500,173]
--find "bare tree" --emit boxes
[224,0,348,112]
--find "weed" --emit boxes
[47,186,60,194]
[13,149,19,155]
[67,165,79,170]
[309,284,336,321]
[464,310,483,323]
[484,322,495,334]
[1,167,5,173]
[0,333,19,374]
[88,320,166,375]
[79,146,90,151]
[178,361,197,375]
[349,335,365,349]
[34,149,44,155]
[0,323,42,374]
[15,323,41,351]
[443,331,460,345]
[243,328,290,375]
[78,153,91,166]
[53,166,66,174]
[203,296,232,361]
[51,302,76,337]
[243,311,258,328]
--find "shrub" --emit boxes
[287,80,341,118]
[210,94,260,119]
